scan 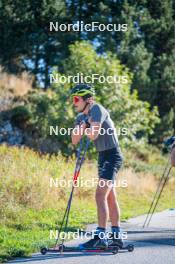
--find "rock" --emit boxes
[0,120,60,153]
[4,121,13,133]
[0,120,23,145]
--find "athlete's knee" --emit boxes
[95,189,107,203]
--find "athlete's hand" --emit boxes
[79,120,87,131]
[81,118,91,128]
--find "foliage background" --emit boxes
[0,0,175,143]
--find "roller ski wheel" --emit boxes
[127,244,134,252]
[59,244,65,253]
[40,247,48,255]
[112,246,119,254]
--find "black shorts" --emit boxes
[98,148,123,181]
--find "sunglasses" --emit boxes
[73,96,81,104]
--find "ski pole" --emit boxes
[143,136,175,228]
[142,156,171,228]
[145,143,174,227]
[55,138,90,247]
[54,139,83,246]
[60,138,90,246]
[145,166,172,227]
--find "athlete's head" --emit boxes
[70,84,95,113]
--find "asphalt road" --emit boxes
[8,209,175,264]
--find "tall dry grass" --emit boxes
[1,144,174,220]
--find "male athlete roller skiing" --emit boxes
[71,84,124,249]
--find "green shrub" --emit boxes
[11,105,31,126]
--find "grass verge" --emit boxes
[0,144,175,262]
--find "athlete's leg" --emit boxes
[79,179,112,249]
[107,187,120,226]
[95,179,113,228]
[107,187,123,247]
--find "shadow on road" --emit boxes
[9,252,121,263]
[128,228,175,247]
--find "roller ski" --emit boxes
[40,243,134,255]
[41,234,134,255]
[41,244,120,255]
